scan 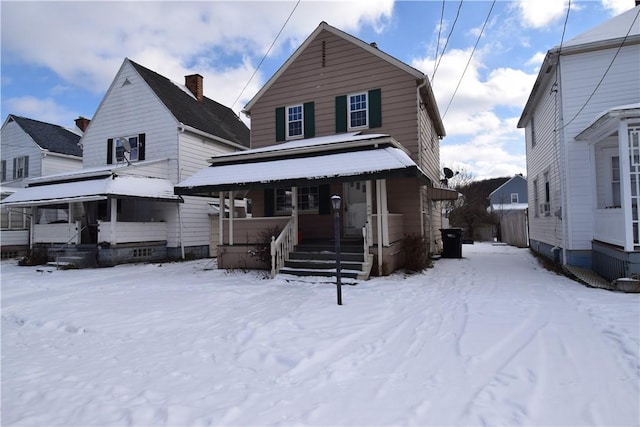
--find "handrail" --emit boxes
[270,217,295,278]
[54,221,88,268]
[362,222,370,262]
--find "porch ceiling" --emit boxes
[1,175,181,207]
[175,145,432,195]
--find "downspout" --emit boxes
[177,126,185,259]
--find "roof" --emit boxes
[490,203,528,211]
[575,102,640,141]
[6,115,82,157]
[1,175,181,207]
[128,59,250,147]
[489,175,527,198]
[518,6,640,128]
[175,133,431,194]
[243,21,445,137]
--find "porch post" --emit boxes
[219,191,225,245]
[618,119,633,252]
[110,199,117,244]
[380,179,389,246]
[366,180,373,247]
[376,179,384,273]
[291,186,298,244]
[229,191,235,246]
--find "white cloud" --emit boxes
[516,0,569,29]
[526,51,547,68]
[5,96,79,125]
[601,0,637,15]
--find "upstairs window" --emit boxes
[511,193,519,203]
[287,105,304,139]
[13,156,29,179]
[107,134,145,165]
[348,92,368,129]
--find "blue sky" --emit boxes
[1,0,636,179]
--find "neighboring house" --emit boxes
[488,175,529,248]
[2,58,249,267]
[518,6,640,280]
[176,21,457,278]
[1,115,85,258]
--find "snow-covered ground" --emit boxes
[2,243,638,426]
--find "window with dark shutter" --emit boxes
[368,88,382,128]
[335,95,347,133]
[275,107,286,142]
[138,133,146,161]
[107,138,113,164]
[303,102,315,138]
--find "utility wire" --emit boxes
[442,0,495,119]
[432,0,446,77]
[431,0,464,84]
[229,0,301,113]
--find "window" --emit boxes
[511,193,519,203]
[542,172,550,216]
[287,105,303,139]
[611,156,621,208]
[107,134,145,165]
[275,185,319,213]
[13,156,28,179]
[348,92,368,129]
[533,179,539,217]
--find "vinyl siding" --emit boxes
[0,120,43,184]
[41,154,82,176]
[249,29,420,161]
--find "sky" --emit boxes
[1,0,637,180]
[2,242,638,426]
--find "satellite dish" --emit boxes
[443,167,454,179]
[120,137,132,153]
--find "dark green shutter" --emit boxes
[264,188,275,217]
[335,95,347,133]
[138,133,146,161]
[12,158,16,179]
[318,184,331,215]
[107,138,113,164]
[23,156,28,177]
[303,102,315,138]
[275,107,286,142]
[368,88,382,128]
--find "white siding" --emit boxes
[1,120,42,185]
[560,43,640,249]
[41,154,82,176]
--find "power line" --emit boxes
[432,0,446,77]
[229,0,301,113]
[442,0,495,119]
[431,0,464,84]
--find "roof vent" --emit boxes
[370,42,378,49]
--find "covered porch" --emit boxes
[1,174,181,267]
[576,103,640,280]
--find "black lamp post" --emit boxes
[331,194,342,305]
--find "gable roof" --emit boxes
[518,6,640,128]
[127,59,250,147]
[243,21,445,137]
[489,175,526,198]
[6,115,82,157]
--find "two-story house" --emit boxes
[488,175,529,247]
[518,5,640,282]
[1,115,85,258]
[176,22,457,278]
[2,58,250,267]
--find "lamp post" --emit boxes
[331,194,342,305]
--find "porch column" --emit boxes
[376,179,384,273]
[110,199,117,244]
[380,179,389,246]
[229,191,235,246]
[366,181,373,248]
[291,186,298,244]
[219,192,225,245]
[618,119,633,251]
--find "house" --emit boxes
[488,175,529,247]
[518,5,640,281]
[2,58,250,267]
[1,115,85,258]
[176,21,458,278]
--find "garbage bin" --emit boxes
[440,228,463,258]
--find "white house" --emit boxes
[2,58,250,267]
[1,115,85,258]
[518,5,640,281]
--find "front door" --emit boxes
[343,181,367,237]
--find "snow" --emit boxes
[2,243,639,426]
[177,146,417,189]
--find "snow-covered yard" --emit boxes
[2,243,638,426]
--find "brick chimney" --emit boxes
[185,74,204,103]
[75,116,91,131]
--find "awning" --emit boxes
[176,142,432,195]
[1,175,181,207]
[427,186,460,201]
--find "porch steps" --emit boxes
[279,240,373,281]
[50,245,98,269]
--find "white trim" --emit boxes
[347,91,369,131]
[285,104,304,140]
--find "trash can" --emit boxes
[440,228,463,258]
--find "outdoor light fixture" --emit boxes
[331,194,342,305]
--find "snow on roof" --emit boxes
[26,159,170,185]
[490,203,528,211]
[563,6,640,48]
[178,146,420,191]
[1,175,180,207]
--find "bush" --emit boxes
[403,234,432,272]
[250,225,283,264]
[18,247,50,266]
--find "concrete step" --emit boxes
[284,258,364,271]
[288,251,365,262]
[279,266,362,280]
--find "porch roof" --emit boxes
[175,134,433,195]
[1,175,181,207]
[575,103,640,142]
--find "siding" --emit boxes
[41,154,82,176]
[0,120,42,185]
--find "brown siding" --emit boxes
[386,178,421,236]
[249,30,420,161]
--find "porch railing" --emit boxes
[362,222,371,262]
[593,209,625,247]
[33,221,81,244]
[98,221,167,244]
[270,217,295,278]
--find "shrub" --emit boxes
[403,234,432,272]
[250,226,283,264]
